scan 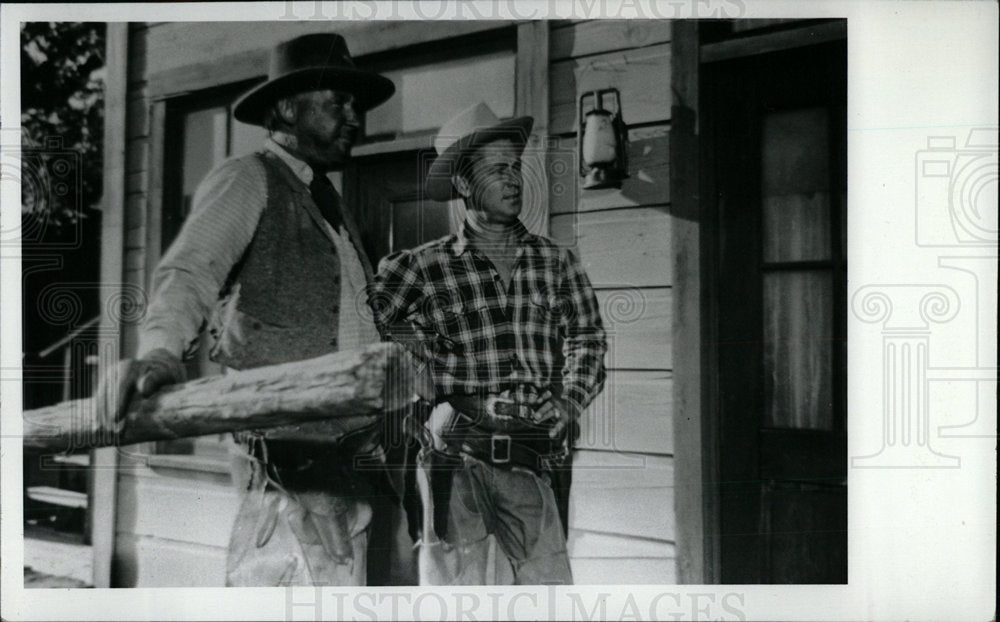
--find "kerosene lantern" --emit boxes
[578,88,629,189]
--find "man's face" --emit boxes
[289,89,359,170]
[457,138,523,224]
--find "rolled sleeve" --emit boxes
[137,156,266,359]
[559,247,608,416]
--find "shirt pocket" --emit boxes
[527,291,561,325]
[429,299,470,355]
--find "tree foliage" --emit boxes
[19,23,107,406]
[20,22,106,227]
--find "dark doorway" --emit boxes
[705,39,848,583]
[343,147,453,586]
[345,148,452,266]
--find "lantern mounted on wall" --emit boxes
[578,88,629,190]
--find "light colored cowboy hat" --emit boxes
[424,102,534,201]
[233,33,395,126]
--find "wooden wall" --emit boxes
[113,19,677,586]
[546,20,676,583]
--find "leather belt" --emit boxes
[441,409,566,473]
[447,431,566,473]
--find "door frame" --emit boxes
[670,19,848,584]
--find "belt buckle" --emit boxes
[490,434,511,464]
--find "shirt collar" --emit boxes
[451,219,531,256]
[265,137,314,185]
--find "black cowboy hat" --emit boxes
[233,33,395,126]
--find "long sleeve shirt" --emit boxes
[369,220,607,416]
[138,138,377,360]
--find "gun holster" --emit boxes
[426,447,464,542]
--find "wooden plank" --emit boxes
[549,124,669,214]
[598,288,672,371]
[550,20,671,61]
[569,450,674,541]
[113,534,226,587]
[517,21,551,237]
[570,558,677,584]
[126,169,148,195]
[116,474,239,548]
[145,21,514,97]
[550,208,672,288]
[701,20,847,64]
[125,137,148,175]
[123,222,146,250]
[92,21,130,590]
[568,529,675,559]
[145,100,167,288]
[126,22,148,87]
[549,43,671,135]
[148,49,266,100]
[26,486,88,508]
[126,92,150,141]
[516,21,550,132]
[731,19,801,33]
[578,371,673,454]
[670,20,715,585]
[23,343,430,452]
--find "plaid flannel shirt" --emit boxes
[369,221,607,417]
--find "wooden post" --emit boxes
[671,20,720,585]
[23,343,431,453]
[516,21,550,237]
[90,22,130,589]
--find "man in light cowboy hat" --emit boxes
[370,102,608,584]
[95,33,401,586]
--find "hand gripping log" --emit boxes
[21,343,434,453]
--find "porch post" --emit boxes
[670,20,719,584]
[91,21,129,589]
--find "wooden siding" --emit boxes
[549,20,675,582]
[550,208,672,288]
[549,43,672,135]
[143,21,515,98]
[550,20,672,61]
[566,451,675,582]
[113,457,237,586]
[578,371,673,455]
[114,534,228,587]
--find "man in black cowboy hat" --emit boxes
[95,33,401,586]
[370,102,608,584]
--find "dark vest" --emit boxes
[208,150,368,371]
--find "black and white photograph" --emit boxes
[1,2,995,621]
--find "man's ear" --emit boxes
[452,172,472,199]
[276,97,298,125]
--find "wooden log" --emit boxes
[22,343,432,453]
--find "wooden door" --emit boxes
[707,41,847,583]
[344,148,453,266]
